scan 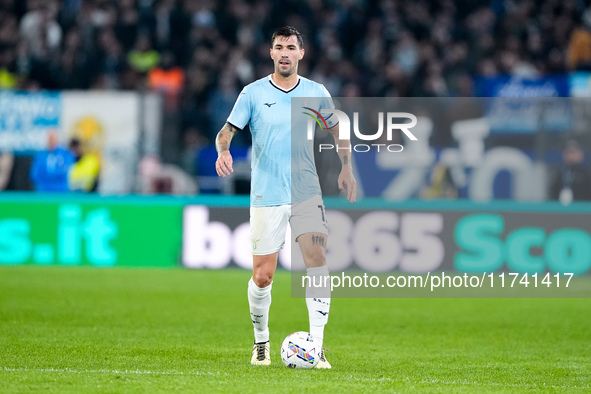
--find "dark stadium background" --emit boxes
[0,0,590,194]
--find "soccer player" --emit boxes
[215,26,356,368]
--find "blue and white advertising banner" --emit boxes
[0,91,62,153]
[478,75,570,97]
[0,90,162,193]
[476,77,572,133]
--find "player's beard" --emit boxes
[276,60,297,77]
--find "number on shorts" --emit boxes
[317,205,326,222]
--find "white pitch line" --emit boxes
[333,375,589,390]
[3,367,589,389]
[2,367,224,377]
[413,378,589,390]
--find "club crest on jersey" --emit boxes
[297,98,310,106]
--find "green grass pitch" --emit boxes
[1,266,589,393]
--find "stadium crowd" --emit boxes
[1,0,591,149]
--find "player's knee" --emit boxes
[305,249,326,268]
[253,271,273,288]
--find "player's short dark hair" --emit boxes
[271,26,304,49]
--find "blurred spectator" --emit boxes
[0,151,13,190]
[550,140,591,204]
[393,31,419,77]
[92,28,125,89]
[29,131,75,192]
[0,5,19,88]
[138,155,197,195]
[115,0,140,51]
[180,127,206,176]
[148,51,184,109]
[19,0,62,60]
[68,138,100,192]
[420,164,459,199]
[128,33,160,74]
[208,72,240,142]
[0,45,18,89]
[567,23,591,71]
[56,26,91,88]
[147,0,176,50]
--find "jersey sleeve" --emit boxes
[319,84,338,129]
[227,86,252,130]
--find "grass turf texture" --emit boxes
[1,266,589,393]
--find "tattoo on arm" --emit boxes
[215,123,240,153]
[337,148,351,167]
[312,235,325,247]
[329,124,352,167]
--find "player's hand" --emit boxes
[216,151,234,177]
[338,165,357,203]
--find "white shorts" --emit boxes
[250,194,328,255]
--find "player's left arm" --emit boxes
[327,123,357,202]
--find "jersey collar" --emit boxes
[268,74,301,93]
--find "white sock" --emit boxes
[305,266,331,348]
[248,277,272,343]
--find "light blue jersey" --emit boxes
[227,75,335,207]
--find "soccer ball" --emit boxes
[280,331,320,369]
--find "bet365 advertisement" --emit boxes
[181,199,591,277]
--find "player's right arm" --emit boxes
[215,122,240,177]
[327,123,357,202]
